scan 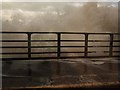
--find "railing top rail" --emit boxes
[0,32,120,35]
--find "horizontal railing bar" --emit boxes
[31,40,57,42]
[31,40,85,42]
[88,46,120,47]
[0,32,27,34]
[113,40,120,42]
[2,55,120,61]
[61,51,96,53]
[1,52,28,54]
[31,56,85,58]
[0,40,28,42]
[88,40,110,42]
[0,40,86,42]
[88,46,108,47]
[66,46,120,47]
[31,52,57,54]
[1,46,28,48]
[0,51,96,54]
[88,51,120,52]
[112,46,120,47]
[1,40,120,42]
[61,51,117,53]
[31,51,96,54]
[58,56,117,58]
[1,45,120,48]
[0,52,57,54]
[113,51,120,52]
[88,40,120,42]
[31,46,85,48]
[1,46,120,48]
[104,51,120,53]
[1,46,85,48]
[1,32,120,35]
[0,32,86,34]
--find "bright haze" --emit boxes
[2,2,118,33]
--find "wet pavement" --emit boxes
[2,58,120,88]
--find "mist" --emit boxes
[2,2,118,33]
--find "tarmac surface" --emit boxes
[2,58,120,88]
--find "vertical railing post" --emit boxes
[84,33,88,57]
[57,33,61,59]
[27,32,32,59]
[27,32,32,79]
[57,33,61,75]
[109,34,113,73]
[109,34,113,57]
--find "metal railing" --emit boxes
[0,32,120,60]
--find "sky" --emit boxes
[1,0,120,2]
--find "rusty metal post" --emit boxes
[27,32,32,79]
[28,32,32,59]
[109,34,114,73]
[57,33,61,75]
[84,33,88,57]
[109,34,113,57]
[57,33,61,59]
